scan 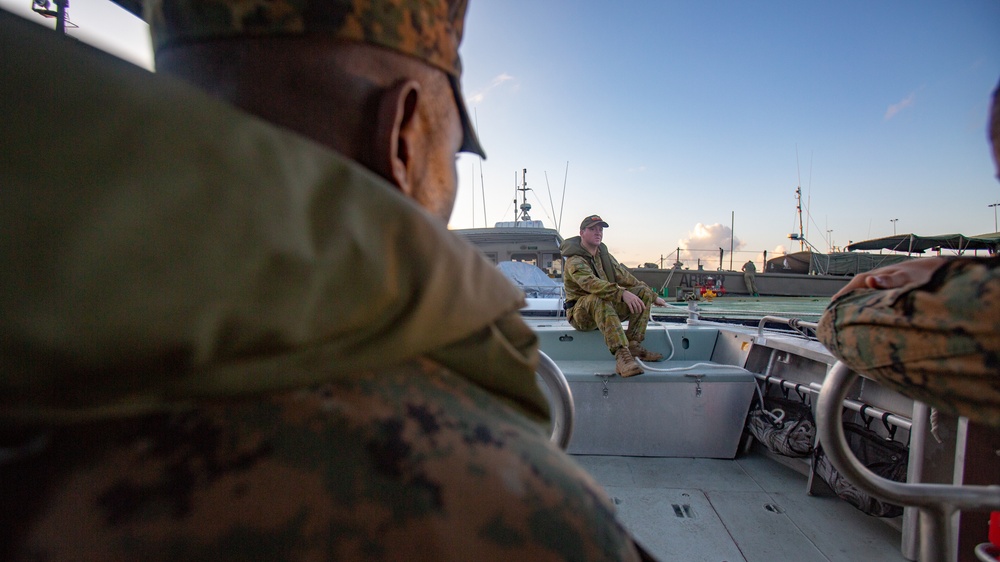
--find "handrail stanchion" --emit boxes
[816,362,1000,562]
[536,350,574,450]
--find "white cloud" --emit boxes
[491,73,514,87]
[676,223,743,268]
[884,92,916,121]
[469,73,515,105]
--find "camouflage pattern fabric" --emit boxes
[146,0,468,76]
[5,361,641,561]
[145,0,485,156]
[818,257,1000,428]
[1,8,643,562]
[570,289,655,354]
[561,237,658,354]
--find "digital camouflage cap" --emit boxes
[145,0,485,157]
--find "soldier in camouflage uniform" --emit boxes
[561,215,668,377]
[0,1,645,560]
[818,79,1000,429]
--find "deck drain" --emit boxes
[671,503,697,518]
[763,503,785,514]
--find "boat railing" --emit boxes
[519,284,565,300]
[535,351,574,450]
[681,307,821,341]
[816,362,1000,562]
[753,373,913,431]
[756,316,818,340]
[519,285,566,318]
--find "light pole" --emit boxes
[990,203,999,232]
[826,229,833,252]
[890,218,899,235]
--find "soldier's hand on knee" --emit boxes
[622,290,645,314]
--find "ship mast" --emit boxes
[32,0,70,34]
[515,168,532,224]
[795,186,804,251]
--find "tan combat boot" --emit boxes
[615,347,643,377]
[629,341,664,362]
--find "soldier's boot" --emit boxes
[629,341,664,362]
[615,347,643,378]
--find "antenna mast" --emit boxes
[32,0,70,33]
[795,186,804,251]
[516,168,532,224]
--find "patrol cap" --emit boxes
[580,215,609,230]
[145,0,485,158]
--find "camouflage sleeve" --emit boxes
[11,362,643,562]
[612,260,655,300]
[565,255,624,302]
[817,257,1000,428]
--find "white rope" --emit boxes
[636,360,739,373]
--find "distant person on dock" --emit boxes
[561,215,668,377]
[0,2,645,560]
[818,78,1000,428]
[742,259,760,297]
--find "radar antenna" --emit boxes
[516,168,532,224]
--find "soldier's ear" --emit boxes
[372,79,423,197]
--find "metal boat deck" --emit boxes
[575,447,908,561]
[530,318,918,560]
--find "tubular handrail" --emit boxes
[753,373,913,431]
[536,350,574,450]
[816,362,1000,562]
[756,315,818,339]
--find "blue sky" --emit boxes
[5,0,998,268]
[456,1,1000,267]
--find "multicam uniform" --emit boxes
[561,237,658,355]
[818,256,1000,428]
[0,11,642,561]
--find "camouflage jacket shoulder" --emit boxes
[818,256,1000,428]
[8,361,642,561]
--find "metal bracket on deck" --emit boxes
[685,373,704,396]
[595,374,614,398]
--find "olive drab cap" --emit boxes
[144,0,486,157]
[580,215,609,230]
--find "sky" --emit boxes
[4,0,998,269]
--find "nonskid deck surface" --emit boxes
[574,448,907,562]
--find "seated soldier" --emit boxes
[818,78,1000,429]
[0,2,645,560]
[561,215,668,377]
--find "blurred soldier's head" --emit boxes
[146,0,484,222]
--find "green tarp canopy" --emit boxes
[765,250,914,276]
[845,233,1000,255]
